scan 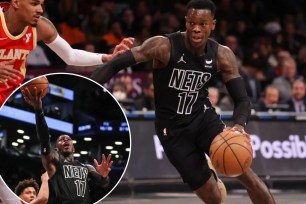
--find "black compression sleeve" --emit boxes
[35,109,51,155]
[88,171,110,188]
[225,77,251,127]
[90,50,137,84]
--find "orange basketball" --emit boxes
[209,129,253,177]
[21,76,49,98]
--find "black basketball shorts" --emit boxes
[155,108,225,190]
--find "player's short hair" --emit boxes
[186,0,216,17]
[15,178,39,196]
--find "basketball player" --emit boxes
[90,0,276,203]
[0,172,49,204]
[21,89,113,204]
[15,172,49,204]
[0,1,134,106]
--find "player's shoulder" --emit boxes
[216,44,235,58]
[36,16,57,43]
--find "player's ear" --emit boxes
[212,19,216,30]
[11,0,19,8]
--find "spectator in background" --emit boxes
[102,21,126,48]
[111,81,128,102]
[256,85,280,111]
[241,59,263,104]
[208,87,221,114]
[286,80,306,113]
[82,10,108,45]
[58,13,86,47]
[120,8,136,37]
[15,172,49,204]
[224,35,243,67]
[297,45,306,79]
[135,80,155,111]
[272,57,300,102]
[111,81,135,112]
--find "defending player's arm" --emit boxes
[30,172,49,204]
[217,45,251,130]
[36,17,133,65]
[22,88,58,176]
[86,154,113,188]
[90,36,171,84]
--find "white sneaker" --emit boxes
[206,154,227,203]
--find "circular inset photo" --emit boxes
[0,73,131,204]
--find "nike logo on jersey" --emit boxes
[0,37,7,40]
[177,54,186,63]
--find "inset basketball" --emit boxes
[21,76,49,98]
[209,129,253,177]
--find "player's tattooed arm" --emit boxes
[131,36,171,66]
[217,44,251,128]
[91,36,171,83]
[217,45,241,83]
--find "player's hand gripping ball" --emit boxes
[20,76,49,98]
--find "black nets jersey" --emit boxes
[153,31,219,123]
[49,159,91,204]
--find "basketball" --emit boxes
[21,76,49,98]
[209,129,253,177]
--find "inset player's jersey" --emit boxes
[0,6,36,96]
[153,31,219,122]
[49,159,91,204]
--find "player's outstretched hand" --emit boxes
[41,172,49,182]
[102,37,134,62]
[0,60,20,87]
[94,154,113,178]
[21,87,43,110]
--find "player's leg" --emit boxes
[197,108,228,202]
[156,123,222,204]
[236,168,276,204]
[194,175,222,204]
[206,154,227,202]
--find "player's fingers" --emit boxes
[0,79,9,88]
[2,59,15,65]
[0,69,20,80]
[115,43,130,52]
[33,87,38,99]
[94,159,99,167]
[102,154,106,162]
[24,87,33,99]
[108,160,113,167]
[38,88,44,99]
[121,37,134,48]
[106,154,112,163]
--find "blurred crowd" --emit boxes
[26,0,306,113]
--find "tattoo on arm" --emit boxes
[132,36,170,65]
[217,45,240,83]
